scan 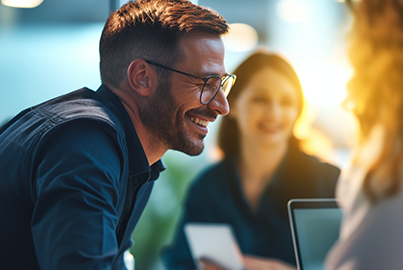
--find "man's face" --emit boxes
[140,32,230,156]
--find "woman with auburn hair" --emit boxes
[162,49,340,270]
[326,0,403,269]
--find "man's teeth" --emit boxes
[190,117,209,127]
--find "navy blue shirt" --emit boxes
[0,85,165,270]
[162,147,340,270]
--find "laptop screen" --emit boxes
[288,199,342,270]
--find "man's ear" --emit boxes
[127,59,154,96]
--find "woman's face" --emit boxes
[230,67,300,147]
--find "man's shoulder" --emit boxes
[1,88,127,155]
[32,88,124,130]
[37,88,111,115]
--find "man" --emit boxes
[0,0,235,269]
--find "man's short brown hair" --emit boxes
[99,0,229,89]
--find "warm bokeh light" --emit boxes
[294,105,337,163]
[292,60,357,165]
[223,23,259,52]
[295,61,352,106]
[1,0,44,8]
[294,102,358,167]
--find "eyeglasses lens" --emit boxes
[200,75,236,104]
[222,76,234,97]
[200,77,221,104]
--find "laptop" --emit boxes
[287,198,343,270]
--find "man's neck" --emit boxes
[110,86,167,166]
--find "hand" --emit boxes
[196,257,228,270]
[243,255,296,270]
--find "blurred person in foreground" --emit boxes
[162,50,340,270]
[326,0,403,269]
[0,0,236,269]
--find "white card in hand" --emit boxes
[184,223,245,270]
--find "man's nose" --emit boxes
[206,88,230,116]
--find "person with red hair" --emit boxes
[326,0,403,269]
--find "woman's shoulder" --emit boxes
[192,158,230,186]
[186,156,237,197]
[289,147,340,176]
[282,148,340,198]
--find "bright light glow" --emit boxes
[223,23,258,52]
[294,61,352,106]
[294,105,336,163]
[294,101,357,165]
[276,0,312,23]
[124,251,134,270]
[1,0,44,8]
[292,60,356,165]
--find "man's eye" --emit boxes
[196,83,205,87]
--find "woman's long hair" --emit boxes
[217,50,304,157]
[346,0,403,203]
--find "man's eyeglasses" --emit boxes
[145,60,236,105]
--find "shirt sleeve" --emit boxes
[31,119,123,270]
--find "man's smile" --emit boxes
[189,116,209,127]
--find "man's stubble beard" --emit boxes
[139,80,205,156]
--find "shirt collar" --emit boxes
[95,85,165,179]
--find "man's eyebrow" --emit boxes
[197,70,228,78]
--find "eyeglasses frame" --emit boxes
[144,60,236,105]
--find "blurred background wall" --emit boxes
[0,0,357,269]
